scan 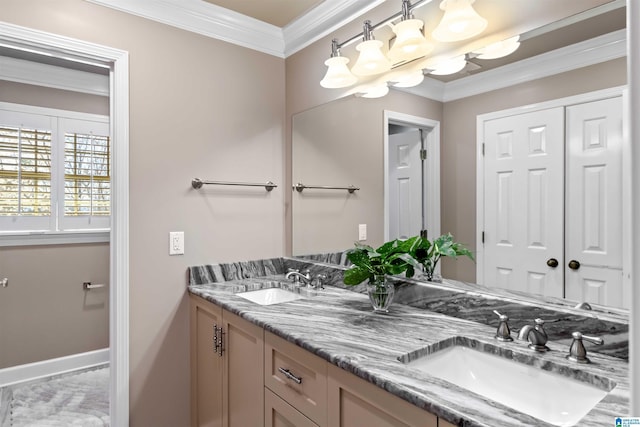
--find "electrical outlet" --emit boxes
[358,224,367,241]
[169,231,184,255]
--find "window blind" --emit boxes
[0,125,52,216]
[64,132,111,216]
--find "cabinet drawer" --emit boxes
[265,388,319,427]
[265,332,327,427]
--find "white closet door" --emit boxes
[483,108,564,297]
[388,129,423,240]
[565,96,624,307]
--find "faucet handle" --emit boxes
[312,273,327,289]
[493,310,513,342]
[566,331,604,364]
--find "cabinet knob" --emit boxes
[568,260,581,270]
[546,258,558,268]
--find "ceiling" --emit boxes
[202,0,324,27]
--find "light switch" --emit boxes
[169,231,184,255]
[358,224,367,241]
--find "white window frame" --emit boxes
[0,102,110,246]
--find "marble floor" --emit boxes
[0,365,109,427]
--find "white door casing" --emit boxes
[0,22,130,426]
[565,96,624,307]
[383,111,441,243]
[482,107,565,298]
[388,129,423,240]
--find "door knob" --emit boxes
[546,258,559,268]
[568,260,581,270]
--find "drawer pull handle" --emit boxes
[278,367,302,384]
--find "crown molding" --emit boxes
[86,0,286,57]
[283,0,386,57]
[401,29,627,102]
[0,55,109,96]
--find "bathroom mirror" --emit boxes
[291,0,628,307]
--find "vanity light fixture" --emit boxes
[351,20,392,76]
[473,35,521,59]
[359,83,390,98]
[320,39,358,88]
[390,69,425,87]
[387,0,433,63]
[319,0,517,96]
[431,0,488,42]
[429,54,467,75]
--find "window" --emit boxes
[0,103,110,243]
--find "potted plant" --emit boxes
[343,237,421,312]
[411,233,474,282]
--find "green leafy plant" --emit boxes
[411,233,474,281]
[343,237,422,287]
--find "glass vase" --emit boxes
[366,274,395,313]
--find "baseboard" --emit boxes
[0,348,109,387]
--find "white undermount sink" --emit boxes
[404,344,612,426]
[236,288,304,306]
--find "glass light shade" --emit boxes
[351,40,392,76]
[388,19,433,63]
[392,70,425,88]
[432,0,488,42]
[320,56,358,88]
[474,36,521,60]
[429,55,467,75]
[361,84,389,98]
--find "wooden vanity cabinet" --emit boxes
[327,364,437,427]
[190,295,264,427]
[191,295,450,427]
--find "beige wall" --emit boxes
[0,81,109,115]
[440,57,627,282]
[2,1,285,426]
[292,91,442,254]
[0,243,109,368]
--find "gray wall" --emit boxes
[2,1,286,426]
[0,243,110,368]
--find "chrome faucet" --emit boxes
[517,318,549,352]
[566,331,604,364]
[285,269,311,284]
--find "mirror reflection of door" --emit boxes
[384,112,441,244]
[388,127,423,240]
[480,91,627,308]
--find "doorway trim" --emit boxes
[0,22,130,426]
[383,111,441,242]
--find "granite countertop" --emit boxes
[187,258,629,427]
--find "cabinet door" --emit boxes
[223,309,265,427]
[265,388,319,427]
[265,331,327,426]
[327,364,437,427]
[190,296,223,427]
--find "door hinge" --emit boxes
[420,149,427,160]
[482,231,485,244]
